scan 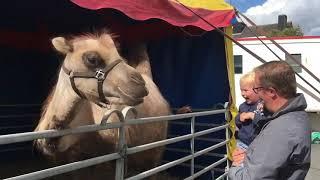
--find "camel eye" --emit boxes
[82,51,104,68]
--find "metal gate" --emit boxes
[0,105,230,180]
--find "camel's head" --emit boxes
[52,33,148,106]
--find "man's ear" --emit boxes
[52,37,73,54]
[267,87,278,99]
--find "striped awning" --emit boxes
[71,0,235,31]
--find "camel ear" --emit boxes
[52,37,72,54]
[101,33,117,45]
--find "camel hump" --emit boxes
[121,43,153,79]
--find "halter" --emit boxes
[62,59,123,107]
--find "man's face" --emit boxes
[240,81,260,105]
[254,74,272,112]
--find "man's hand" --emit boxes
[232,147,246,166]
[176,106,192,114]
[239,112,254,122]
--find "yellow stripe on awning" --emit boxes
[176,0,234,10]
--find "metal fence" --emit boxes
[0,105,230,180]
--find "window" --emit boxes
[285,54,302,73]
[234,55,243,74]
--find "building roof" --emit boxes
[233,22,293,38]
[233,14,294,38]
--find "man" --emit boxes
[228,61,311,180]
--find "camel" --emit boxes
[34,32,171,179]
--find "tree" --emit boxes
[268,26,304,37]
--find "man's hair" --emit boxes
[240,71,255,85]
[254,61,296,98]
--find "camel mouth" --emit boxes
[117,87,145,106]
[34,139,58,156]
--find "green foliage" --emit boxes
[268,26,304,37]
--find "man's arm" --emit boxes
[228,122,294,180]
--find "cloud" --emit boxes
[243,0,320,35]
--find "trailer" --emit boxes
[233,36,320,112]
[0,0,237,179]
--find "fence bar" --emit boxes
[215,172,228,180]
[0,123,122,145]
[167,135,225,143]
[190,116,195,176]
[161,160,227,171]
[126,154,194,180]
[0,109,226,145]
[224,102,230,180]
[127,124,228,155]
[5,152,120,180]
[184,157,227,180]
[107,109,126,180]
[193,124,228,139]
[125,140,228,180]
[170,121,222,127]
[193,140,228,159]
[191,137,224,143]
[165,148,225,158]
[124,109,226,126]
[2,108,229,180]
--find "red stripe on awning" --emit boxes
[71,0,235,31]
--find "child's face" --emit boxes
[240,80,260,104]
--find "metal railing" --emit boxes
[1,106,230,180]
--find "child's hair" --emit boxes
[240,71,255,85]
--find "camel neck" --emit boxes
[41,71,81,125]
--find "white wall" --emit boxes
[233,37,320,112]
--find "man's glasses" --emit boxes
[253,87,264,94]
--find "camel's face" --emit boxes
[52,34,148,106]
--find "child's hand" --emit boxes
[240,112,255,122]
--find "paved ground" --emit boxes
[306,144,320,180]
[306,113,320,180]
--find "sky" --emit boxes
[228,0,320,35]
